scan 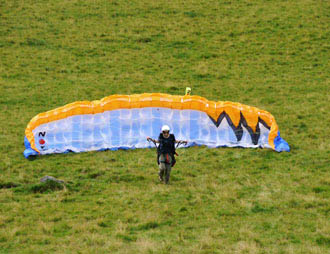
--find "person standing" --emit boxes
[147,125,187,184]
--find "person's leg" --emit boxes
[158,154,166,182]
[159,164,165,181]
[164,154,172,184]
[164,164,172,184]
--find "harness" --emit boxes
[159,153,172,164]
[157,133,175,166]
[147,134,187,167]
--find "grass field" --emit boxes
[0,0,329,253]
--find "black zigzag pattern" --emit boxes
[208,112,270,145]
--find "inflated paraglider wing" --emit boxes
[24,93,289,158]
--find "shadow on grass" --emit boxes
[0,182,20,189]
[14,180,64,194]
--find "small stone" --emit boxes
[40,175,64,184]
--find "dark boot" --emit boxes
[158,172,163,182]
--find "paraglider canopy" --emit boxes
[23,93,289,158]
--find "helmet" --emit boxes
[161,125,170,132]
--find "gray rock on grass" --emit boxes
[40,175,64,184]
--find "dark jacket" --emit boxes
[157,133,176,166]
[158,133,176,154]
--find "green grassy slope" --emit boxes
[0,0,329,253]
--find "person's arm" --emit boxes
[175,140,188,144]
[147,137,159,143]
[172,134,187,144]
